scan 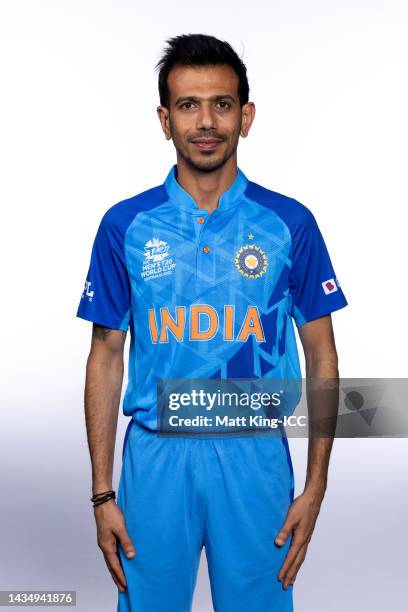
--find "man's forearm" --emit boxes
[84,351,124,495]
[303,354,339,499]
[304,437,333,500]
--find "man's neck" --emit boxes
[175,157,238,214]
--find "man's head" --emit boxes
[155,34,255,173]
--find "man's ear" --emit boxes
[157,106,172,140]
[240,102,256,138]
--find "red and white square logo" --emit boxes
[322,278,338,295]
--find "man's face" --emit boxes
[162,64,249,172]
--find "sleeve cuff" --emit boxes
[76,311,129,332]
[293,296,348,328]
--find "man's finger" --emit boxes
[104,549,127,590]
[275,519,296,546]
[106,564,126,593]
[282,544,308,589]
[115,525,136,559]
[277,532,306,581]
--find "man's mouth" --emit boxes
[191,138,223,150]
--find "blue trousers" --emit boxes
[117,420,295,612]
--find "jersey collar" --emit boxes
[164,163,248,214]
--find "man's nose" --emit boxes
[196,103,216,130]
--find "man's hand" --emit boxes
[275,488,324,589]
[94,500,136,592]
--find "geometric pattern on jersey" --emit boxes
[77,164,348,430]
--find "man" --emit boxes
[76,33,348,612]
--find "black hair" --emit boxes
[155,33,249,108]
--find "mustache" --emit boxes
[189,134,225,141]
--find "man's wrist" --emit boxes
[92,483,113,496]
[303,479,327,501]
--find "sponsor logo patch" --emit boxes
[81,280,94,302]
[322,278,338,294]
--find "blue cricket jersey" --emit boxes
[76,164,348,430]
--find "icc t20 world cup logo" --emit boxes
[144,238,170,262]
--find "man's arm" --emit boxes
[85,324,127,495]
[275,314,340,589]
[301,313,339,498]
[84,323,136,593]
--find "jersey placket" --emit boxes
[193,209,216,292]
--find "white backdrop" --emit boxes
[0,1,407,611]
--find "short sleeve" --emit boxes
[289,210,348,327]
[76,209,131,331]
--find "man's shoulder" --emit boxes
[245,177,316,231]
[100,182,168,233]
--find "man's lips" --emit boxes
[191,138,223,150]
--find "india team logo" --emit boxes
[234,244,268,279]
[144,238,170,262]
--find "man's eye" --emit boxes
[217,101,231,109]
[181,102,194,109]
